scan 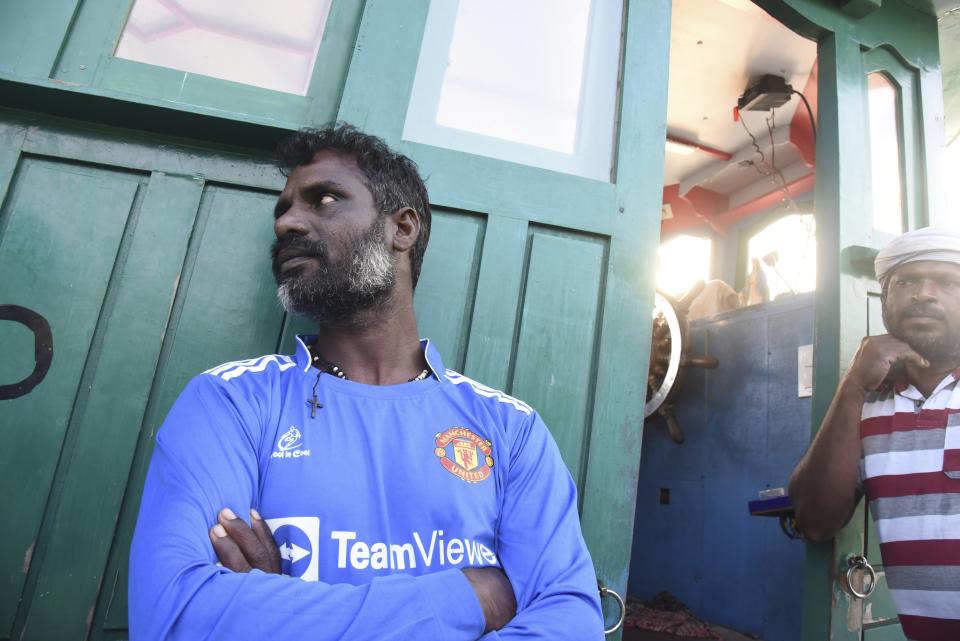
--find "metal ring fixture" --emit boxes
[844,555,877,599]
[598,581,626,635]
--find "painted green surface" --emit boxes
[512,229,607,485]
[0,157,141,638]
[0,0,364,129]
[413,209,486,372]
[0,113,289,639]
[463,216,529,392]
[0,0,80,78]
[16,173,203,641]
[95,183,285,638]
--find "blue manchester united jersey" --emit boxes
[129,336,603,640]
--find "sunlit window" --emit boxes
[115,0,332,95]
[867,73,904,235]
[944,140,960,230]
[747,213,816,299]
[656,235,712,299]
[402,0,622,181]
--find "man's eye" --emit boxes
[315,194,336,207]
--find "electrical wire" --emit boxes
[792,89,817,142]
[739,115,768,169]
[765,108,794,208]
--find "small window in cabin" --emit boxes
[114,0,333,95]
[946,139,960,229]
[867,73,904,235]
[656,235,712,299]
[402,0,622,181]
[746,213,816,300]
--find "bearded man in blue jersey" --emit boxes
[128,124,605,640]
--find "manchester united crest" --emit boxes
[434,427,494,483]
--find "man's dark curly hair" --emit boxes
[276,123,431,288]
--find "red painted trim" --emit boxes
[722,173,815,223]
[666,135,733,161]
[661,174,814,235]
[661,184,729,235]
[790,59,818,168]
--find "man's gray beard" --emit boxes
[276,218,396,327]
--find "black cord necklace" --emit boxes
[309,345,430,383]
[305,351,430,419]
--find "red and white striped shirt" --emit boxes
[860,369,960,641]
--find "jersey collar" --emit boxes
[895,367,960,400]
[293,334,444,381]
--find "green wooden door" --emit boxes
[758,1,946,640]
[0,1,671,639]
[336,1,670,635]
[0,114,291,641]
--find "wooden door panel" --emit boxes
[0,156,141,636]
[18,172,203,641]
[98,183,283,635]
[413,208,486,371]
[462,216,528,391]
[512,228,608,484]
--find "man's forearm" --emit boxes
[789,377,866,541]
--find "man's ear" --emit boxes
[388,206,421,253]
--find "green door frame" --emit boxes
[756,1,945,640]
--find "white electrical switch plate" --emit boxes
[798,344,813,398]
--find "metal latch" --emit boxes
[598,580,626,635]
[843,554,877,599]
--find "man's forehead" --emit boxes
[892,260,960,278]
[282,150,370,194]
[291,150,361,178]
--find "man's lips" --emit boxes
[279,255,316,271]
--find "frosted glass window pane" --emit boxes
[403,0,622,181]
[867,73,904,235]
[115,0,332,95]
[657,235,712,299]
[747,213,817,299]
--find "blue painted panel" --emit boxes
[629,294,812,641]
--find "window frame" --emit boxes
[49,0,365,127]
[401,0,623,182]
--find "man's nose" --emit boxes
[274,207,309,239]
[913,279,939,300]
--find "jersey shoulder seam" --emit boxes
[203,354,297,382]
[443,369,533,416]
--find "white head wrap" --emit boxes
[874,226,960,288]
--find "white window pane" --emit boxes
[657,235,712,299]
[403,0,622,181]
[747,213,816,299]
[867,73,904,235]
[945,140,960,232]
[115,0,332,95]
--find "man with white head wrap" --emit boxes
[790,227,960,641]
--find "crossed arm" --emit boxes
[129,375,604,640]
[207,507,516,633]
